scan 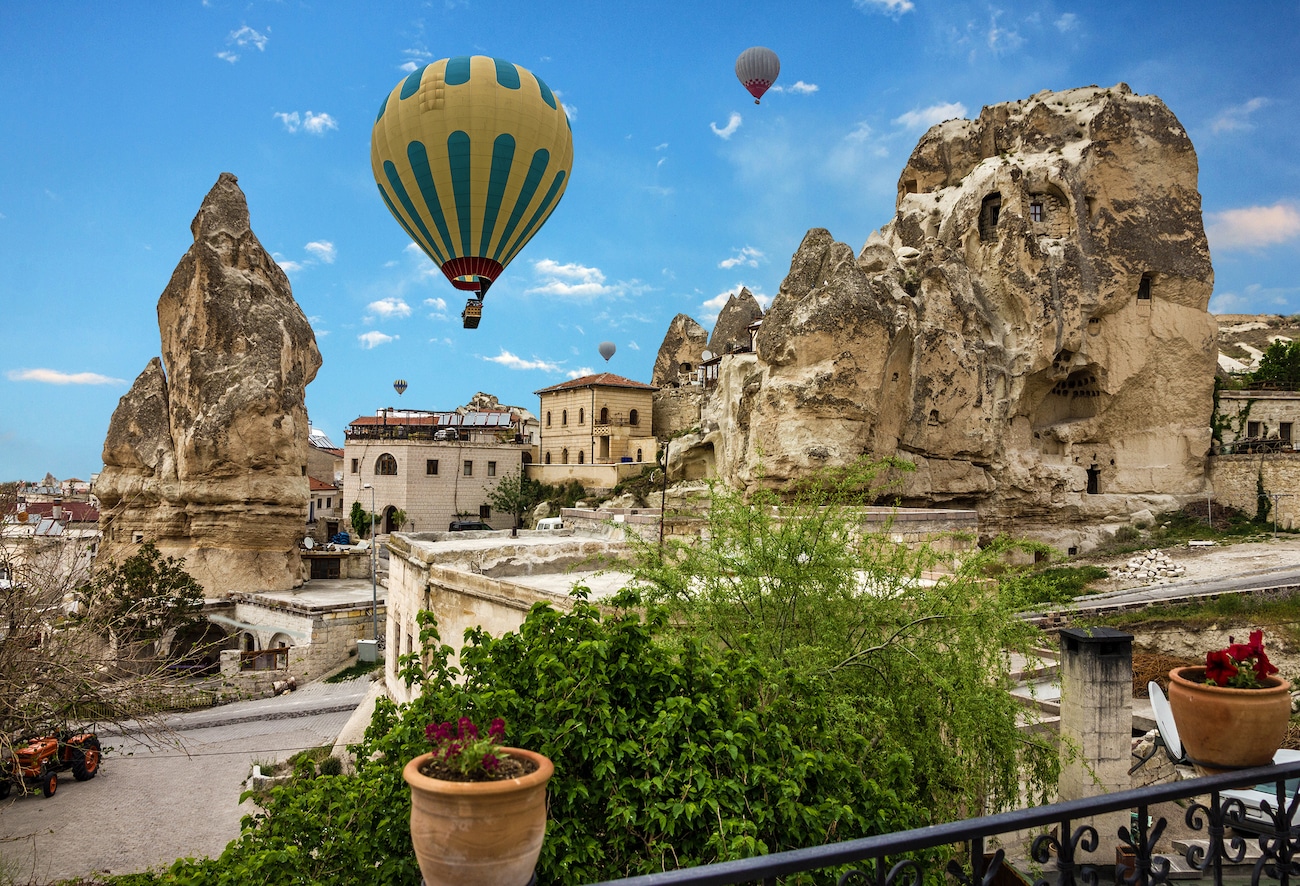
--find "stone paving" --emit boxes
[0,676,374,884]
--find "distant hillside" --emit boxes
[1215,314,1300,375]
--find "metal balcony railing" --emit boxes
[589,758,1300,886]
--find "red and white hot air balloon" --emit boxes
[735,47,780,105]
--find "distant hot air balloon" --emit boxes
[735,47,780,105]
[598,341,616,362]
[371,56,574,329]
[393,379,408,396]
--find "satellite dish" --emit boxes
[1148,681,1184,761]
[701,350,713,361]
[303,536,315,550]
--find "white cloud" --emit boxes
[710,113,742,140]
[528,260,612,297]
[566,366,595,379]
[228,25,268,51]
[278,259,304,274]
[627,341,640,351]
[771,81,819,95]
[986,10,1025,52]
[1210,283,1299,315]
[1211,97,1270,134]
[654,143,668,151]
[424,297,447,311]
[553,91,576,121]
[893,102,968,130]
[854,0,914,15]
[1206,203,1300,251]
[368,297,412,318]
[304,241,336,263]
[484,350,562,372]
[274,111,337,135]
[1055,12,1079,32]
[6,368,126,385]
[845,121,874,143]
[216,51,238,64]
[358,331,397,349]
[399,61,419,73]
[719,246,764,269]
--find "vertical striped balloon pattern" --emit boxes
[735,47,780,104]
[371,56,573,325]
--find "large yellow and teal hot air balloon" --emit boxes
[371,56,573,329]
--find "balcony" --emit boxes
[590,758,1300,886]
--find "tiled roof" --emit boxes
[17,501,99,523]
[534,373,658,395]
[309,477,338,491]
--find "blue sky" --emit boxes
[2,1,1298,482]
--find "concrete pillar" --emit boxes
[1058,626,1133,866]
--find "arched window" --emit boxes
[636,448,643,461]
[375,453,397,475]
[578,407,584,425]
[544,451,551,464]
[979,193,1001,242]
[599,407,609,423]
[562,448,569,464]
[546,411,552,427]
[562,409,568,426]
[628,409,639,426]
[521,452,533,464]
[577,451,585,464]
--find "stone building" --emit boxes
[341,408,534,533]
[532,373,659,488]
[1215,390,1299,453]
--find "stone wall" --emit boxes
[1208,452,1300,528]
[1216,390,1300,449]
[652,388,705,438]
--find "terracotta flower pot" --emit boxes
[1167,666,1293,774]
[403,747,553,886]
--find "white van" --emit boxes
[535,517,564,531]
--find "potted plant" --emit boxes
[402,716,553,886]
[1167,630,1293,774]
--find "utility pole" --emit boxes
[1270,492,1294,540]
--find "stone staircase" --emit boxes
[1008,648,1158,735]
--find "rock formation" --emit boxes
[707,288,764,356]
[651,314,709,388]
[670,85,1218,535]
[95,173,321,595]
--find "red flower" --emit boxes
[1205,649,1239,686]
[488,718,506,741]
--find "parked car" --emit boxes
[433,428,460,441]
[1220,749,1300,834]
[448,520,492,532]
[535,517,564,531]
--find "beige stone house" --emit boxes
[1216,390,1299,453]
[342,409,534,533]
[532,373,659,488]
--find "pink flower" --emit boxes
[482,752,500,771]
[457,717,478,740]
[488,718,506,741]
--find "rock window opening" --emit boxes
[979,193,1002,242]
[1088,317,1101,336]
[1030,201,1044,223]
[928,409,940,424]
[1137,274,1152,301]
[1086,465,1100,495]
[679,362,693,374]
[903,179,918,195]
[376,453,397,475]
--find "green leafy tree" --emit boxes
[1250,340,1300,390]
[486,467,542,531]
[350,501,374,539]
[80,542,204,652]
[630,457,1060,823]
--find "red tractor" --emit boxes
[0,730,101,799]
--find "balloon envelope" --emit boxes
[598,341,616,362]
[393,379,408,396]
[735,47,780,104]
[371,56,573,299]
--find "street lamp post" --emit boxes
[362,483,378,641]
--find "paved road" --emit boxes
[0,676,374,884]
